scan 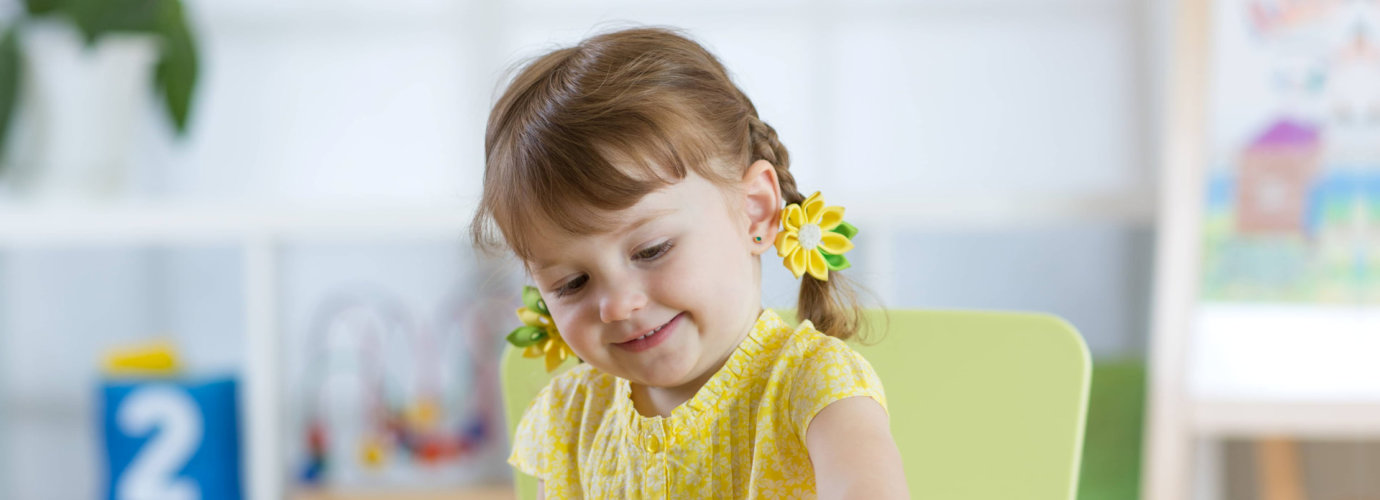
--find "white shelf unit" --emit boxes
[1191,401,1380,439]
[0,193,1153,245]
[0,202,478,245]
[0,202,479,500]
[0,196,1152,499]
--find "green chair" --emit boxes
[500,309,1092,499]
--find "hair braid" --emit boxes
[747,115,863,340]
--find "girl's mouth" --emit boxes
[614,312,683,353]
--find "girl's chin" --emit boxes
[609,351,693,383]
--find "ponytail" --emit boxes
[747,116,865,341]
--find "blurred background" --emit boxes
[0,0,1375,499]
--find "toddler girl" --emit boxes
[472,26,908,499]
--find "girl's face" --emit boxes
[524,165,780,395]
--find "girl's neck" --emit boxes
[628,307,764,417]
[629,367,718,417]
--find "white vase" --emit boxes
[3,20,159,200]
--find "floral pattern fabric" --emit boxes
[508,309,887,499]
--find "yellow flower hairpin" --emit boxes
[775,191,857,281]
[506,286,577,372]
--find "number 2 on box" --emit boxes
[116,386,203,500]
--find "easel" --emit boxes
[1142,0,1380,498]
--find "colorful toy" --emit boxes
[295,287,505,487]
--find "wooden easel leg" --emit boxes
[1257,437,1306,500]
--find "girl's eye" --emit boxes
[555,274,588,297]
[634,241,673,261]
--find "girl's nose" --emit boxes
[599,282,648,323]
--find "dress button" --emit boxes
[645,434,662,453]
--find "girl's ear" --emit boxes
[741,159,783,256]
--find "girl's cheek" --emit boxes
[667,243,703,282]
[555,303,591,339]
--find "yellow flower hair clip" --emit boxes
[775,191,857,281]
[506,286,577,372]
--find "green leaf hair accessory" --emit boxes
[774,191,857,281]
[506,285,576,372]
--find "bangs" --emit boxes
[479,105,732,261]
[472,27,752,262]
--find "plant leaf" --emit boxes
[63,0,105,44]
[29,0,161,44]
[96,0,162,34]
[154,0,196,133]
[0,25,21,175]
[24,0,62,15]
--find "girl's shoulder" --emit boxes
[771,320,889,438]
[781,319,861,362]
[510,363,619,483]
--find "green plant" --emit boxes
[0,0,198,173]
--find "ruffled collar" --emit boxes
[613,308,793,432]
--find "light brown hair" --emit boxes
[471,26,863,339]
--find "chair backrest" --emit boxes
[500,309,1092,499]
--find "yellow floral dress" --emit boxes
[508,309,887,499]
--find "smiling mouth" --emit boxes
[624,321,669,343]
[614,312,683,352]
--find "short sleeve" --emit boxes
[787,337,888,441]
[507,380,579,486]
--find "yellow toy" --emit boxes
[103,339,181,376]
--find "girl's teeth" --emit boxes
[636,324,666,341]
